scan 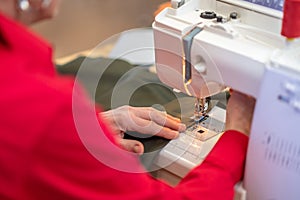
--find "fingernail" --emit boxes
[173,131,179,138]
[133,145,143,155]
[178,123,186,132]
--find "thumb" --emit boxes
[119,139,144,155]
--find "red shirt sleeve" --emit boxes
[176,130,248,200]
[0,12,248,199]
[22,83,248,200]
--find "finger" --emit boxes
[165,113,181,122]
[155,126,182,139]
[119,139,144,155]
[132,107,174,120]
[135,107,185,131]
[127,117,180,139]
[149,109,186,132]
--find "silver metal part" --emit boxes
[194,97,209,123]
[171,0,186,9]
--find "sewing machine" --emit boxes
[152,0,300,199]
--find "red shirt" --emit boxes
[0,13,248,200]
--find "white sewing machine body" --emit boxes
[153,0,288,98]
[153,0,300,199]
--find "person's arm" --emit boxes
[176,130,248,200]
[24,88,254,199]
[173,91,255,199]
[23,86,179,199]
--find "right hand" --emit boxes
[100,105,186,154]
[225,91,256,136]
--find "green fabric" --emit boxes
[56,56,188,116]
[55,56,228,170]
[56,56,193,170]
[56,56,191,152]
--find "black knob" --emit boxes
[230,12,238,19]
[216,16,223,22]
[200,11,217,19]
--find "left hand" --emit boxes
[225,91,256,136]
[100,105,186,154]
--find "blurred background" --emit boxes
[31,0,166,59]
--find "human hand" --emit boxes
[225,91,256,136]
[100,105,186,154]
